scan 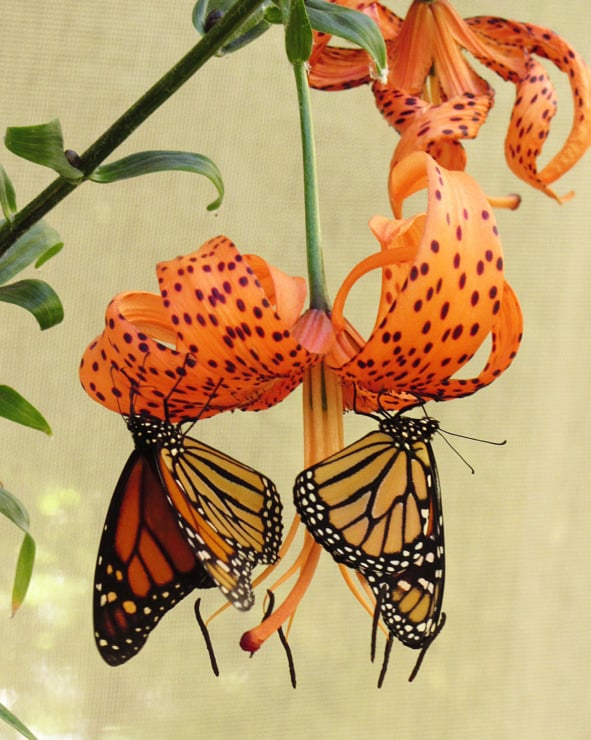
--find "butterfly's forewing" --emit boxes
[294,416,439,576]
[94,448,214,666]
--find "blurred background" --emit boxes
[0,1,589,737]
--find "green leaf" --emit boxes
[0,486,30,531]
[0,279,63,330]
[5,119,84,181]
[34,241,63,268]
[0,487,36,617]
[0,220,63,285]
[89,150,225,211]
[285,0,313,64]
[193,0,272,54]
[0,386,51,434]
[0,165,17,222]
[0,702,37,740]
[12,533,35,616]
[305,0,387,79]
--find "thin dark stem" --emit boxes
[0,0,265,257]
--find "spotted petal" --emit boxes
[80,236,316,420]
[79,291,204,420]
[467,15,591,201]
[435,280,522,399]
[156,236,316,412]
[328,152,521,403]
[375,91,493,171]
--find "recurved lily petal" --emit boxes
[308,45,371,90]
[80,236,317,421]
[79,290,215,421]
[467,15,591,201]
[505,57,563,200]
[328,152,521,403]
[379,91,493,171]
[434,280,523,399]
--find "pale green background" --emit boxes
[0,2,590,738]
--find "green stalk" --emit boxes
[292,62,330,312]
[0,0,266,257]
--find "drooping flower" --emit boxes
[79,235,316,421]
[308,0,591,201]
[239,152,523,659]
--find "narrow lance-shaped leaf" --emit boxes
[89,150,225,211]
[0,220,63,285]
[0,279,64,330]
[0,487,36,617]
[0,702,38,740]
[0,165,17,222]
[12,533,35,616]
[0,485,30,530]
[0,386,51,434]
[5,119,83,181]
[305,0,387,80]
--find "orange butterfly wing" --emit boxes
[94,448,214,666]
[294,416,440,576]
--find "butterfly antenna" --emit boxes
[265,590,297,688]
[377,633,394,689]
[194,598,220,677]
[407,612,446,683]
[435,432,476,474]
[438,427,507,446]
[161,352,199,422]
[110,362,140,418]
[114,351,165,419]
[182,375,225,434]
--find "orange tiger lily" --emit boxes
[79,235,316,421]
[309,0,591,201]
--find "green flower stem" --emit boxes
[293,61,330,312]
[0,0,266,258]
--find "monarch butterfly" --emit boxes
[293,408,445,681]
[94,377,283,665]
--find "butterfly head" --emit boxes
[125,413,184,454]
[379,414,439,449]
